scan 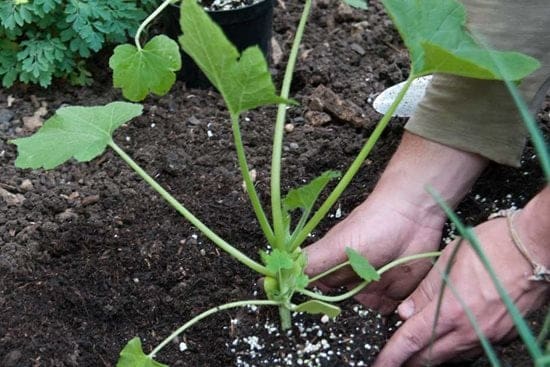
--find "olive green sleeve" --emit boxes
[405,0,550,167]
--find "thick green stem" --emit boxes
[109,141,273,277]
[301,251,441,302]
[231,113,275,245]
[290,75,415,251]
[288,208,310,244]
[271,0,312,249]
[134,0,178,50]
[148,299,280,358]
[279,306,292,330]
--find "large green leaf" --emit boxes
[110,35,181,102]
[283,171,341,213]
[295,300,341,318]
[12,102,143,169]
[382,0,540,80]
[117,337,168,367]
[345,247,380,282]
[178,0,291,116]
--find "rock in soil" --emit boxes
[305,85,367,128]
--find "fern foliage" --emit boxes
[0,0,160,88]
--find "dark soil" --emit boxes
[0,1,548,366]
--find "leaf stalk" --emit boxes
[109,141,273,277]
[148,299,280,358]
[290,74,415,251]
[271,0,313,249]
[301,251,441,302]
[134,0,179,50]
[231,113,275,245]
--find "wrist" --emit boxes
[371,132,488,227]
[516,185,550,268]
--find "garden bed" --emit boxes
[0,1,548,366]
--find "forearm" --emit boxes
[369,132,488,228]
[405,0,550,167]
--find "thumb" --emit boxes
[303,236,348,277]
[397,264,441,320]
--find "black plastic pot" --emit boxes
[166,0,274,88]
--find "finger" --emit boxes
[397,250,456,319]
[354,292,399,315]
[348,254,433,314]
[303,236,350,277]
[406,331,482,367]
[372,301,454,367]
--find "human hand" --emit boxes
[373,214,549,366]
[304,132,488,314]
[304,195,444,314]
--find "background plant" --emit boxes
[110,0,369,102]
[0,0,161,88]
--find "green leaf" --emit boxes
[110,35,182,102]
[295,273,309,290]
[295,300,341,318]
[283,171,341,213]
[260,248,294,274]
[344,0,367,10]
[178,0,291,116]
[382,0,540,80]
[12,102,143,169]
[117,337,168,367]
[345,247,380,282]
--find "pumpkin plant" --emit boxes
[11,0,539,365]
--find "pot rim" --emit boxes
[170,0,269,14]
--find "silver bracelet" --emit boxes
[488,209,550,283]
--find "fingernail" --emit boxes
[398,300,415,319]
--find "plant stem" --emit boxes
[109,141,273,277]
[436,267,502,367]
[231,113,275,245]
[301,251,441,302]
[535,355,550,367]
[288,208,311,244]
[376,251,441,276]
[502,79,550,181]
[148,299,280,358]
[537,310,550,346]
[271,0,312,249]
[290,75,415,251]
[134,0,178,50]
[308,261,350,283]
[279,306,292,330]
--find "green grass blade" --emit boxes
[536,355,550,367]
[501,79,550,181]
[429,239,465,366]
[435,266,502,367]
[538,310,550,346]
